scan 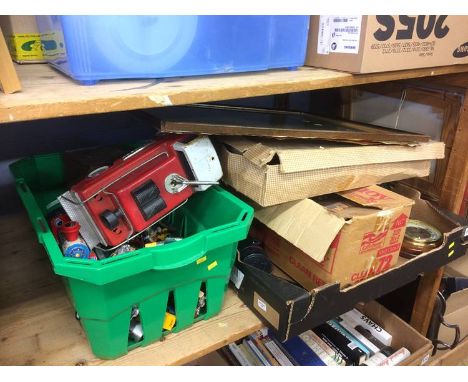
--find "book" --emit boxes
[262,336,295,366]
[362,351,389,366]
[378,347,411,366]
[269,334,300,366]
[341,309,392,346]
[328,319,372,359]
[249,334,280,366]
[219,346,241,366]
[240,340,264,366]
[245,338,271,366]
[281,335,327,366]
[305,330,347,366]
[228,343,251,366]
[311,329,352,365]
[299,331,344,366]
[335,316,381,355]
[313,323,367,365]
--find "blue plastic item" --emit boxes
[36,16,310,85]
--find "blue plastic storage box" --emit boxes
[36,16,310,85]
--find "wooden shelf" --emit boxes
[2,63,468,124]
[0,213,262,366]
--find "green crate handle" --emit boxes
[15,180,66,264]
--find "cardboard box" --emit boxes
[232,184,468,344]
[356,301,433,365]
[429,339,468,366]
[437,289,468,351]
[305,16,468,73]
[445,252,468,278]
[0,16,45,63]
[253,185,414,289]
[219,137,444,207]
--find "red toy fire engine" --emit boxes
[58,135,222,250]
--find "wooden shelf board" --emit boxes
[0,213,262,366]
[2,63,468,123]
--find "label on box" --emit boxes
[253,292,280,329]
[257,298,267,312]
[317,16,362,55]
[6,34,44,61]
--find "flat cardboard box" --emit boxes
[219,136,444,206]
[253,185,414,289]
[232,183,468,346]
[445,252,468,278]
[437,289,468,350]
[305,16,468,73]
[429,339,468,366]
[0,16,44,63]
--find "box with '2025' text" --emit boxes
[306,15,468,73]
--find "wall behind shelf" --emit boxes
[0,89,342,216]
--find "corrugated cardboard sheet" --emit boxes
[255,185,414,263]
[219,137,444,206]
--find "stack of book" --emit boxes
[221,308,411,366]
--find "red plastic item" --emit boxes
[70,135,193,247]
[60,221,81,242]
[49,212,71,241]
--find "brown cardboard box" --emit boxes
[357,301,433,365]
[0,16,44,63]
[445,252,468,278]
[253,185,414,289]
[305,16,468,73]
[429,339,468,366]
[219,136,444,207]
[437,289,468,350]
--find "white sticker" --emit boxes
[421,353,430,365]
[318,15,362,55]
[317,16,332,55]
[464,227,468,238]
[230,267,244,289]
[257,298,267,312]
[347,342,357,350]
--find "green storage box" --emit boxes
[10,153,253,359]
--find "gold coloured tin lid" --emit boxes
[401,219,443,258]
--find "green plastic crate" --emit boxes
[10,152,253,359]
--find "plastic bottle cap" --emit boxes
[60,221,81,242]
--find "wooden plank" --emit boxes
[429,339,468,366]
[0,212,262,366]
[410,267,445,336]
[0,27,21,94]
[439,89,468,214]
[1,63,468,123]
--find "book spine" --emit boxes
[219,346,241,366]
[270,336,300,366]
[312,328,352,365]
[228,343,251,366]
[313,323,366,365]
[341,309,392,346]
[249,335,280,366]
[299,332,342,366]
[362,351,389,366]
[281,335,326,366]
[245,338,271,366]
[306,330,347,366]
[336,317,380,355]
[263,337,294,366]
[240,340,263,366]
[328,319,372,359]
[378,348,411,366]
